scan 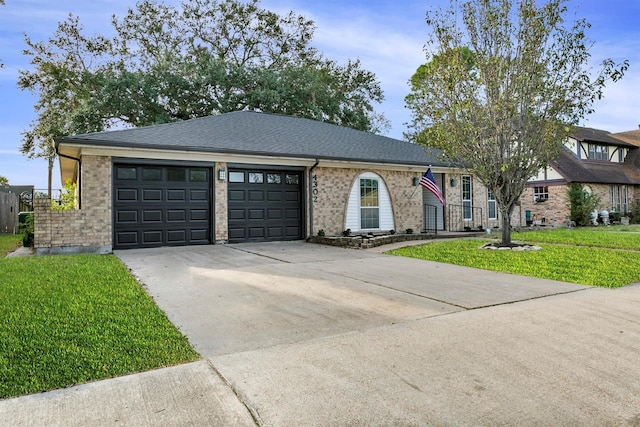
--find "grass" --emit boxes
[0,233,22,257]
[511,226,640,250]
[387,231,640,288]
[0,254,200,399]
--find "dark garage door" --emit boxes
[113,164,211,249]
[228,168,303,243]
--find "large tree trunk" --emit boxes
[501,206,513,245]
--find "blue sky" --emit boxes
[0,0,638,190]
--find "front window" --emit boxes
[487,189,497,220]
[360,178,379,229]
[610,185,628,213]
[534,186,548,202]
[462,175,472,221]
[588,144,609,161]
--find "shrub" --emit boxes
[342,228,351,237]
[567,183,599,226]
[317,229,325,237]
[51,179,77,211]
[630,201,640,224]
[20,213,34,248]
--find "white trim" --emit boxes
[345,172,394,232]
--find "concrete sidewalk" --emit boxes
[2,241,640,426]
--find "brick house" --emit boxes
[522,126,640,226]
[37,111,507,253]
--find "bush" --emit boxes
[20,213,34,248]
[630,201,640,224]
[567,183,599,226]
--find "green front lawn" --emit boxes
[512,226,640,249]
[0,233,22,257]
[387,235,640,288]
[0,254,199,399]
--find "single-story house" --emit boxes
[522,126,640,225]
[37,111,509,253]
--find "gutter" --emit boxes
[56,147,82,209]
[308,158,320,239]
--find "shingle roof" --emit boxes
[55,111,446,167]
[571,126,635,148]
[551,146,640,185]
[612,129,640,147]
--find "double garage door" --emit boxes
[113,163,303,249]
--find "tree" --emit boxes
[0,175,8,186]
[405,0,627,244]
[19,0,387,196]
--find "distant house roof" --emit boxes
[612,129,640,147]
[55,111,446,167]
[571,126,636,148]
[550,146,640,185]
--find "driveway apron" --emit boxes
[113,242,640,426]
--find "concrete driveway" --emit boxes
[111,241,640,426]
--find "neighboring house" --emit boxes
[37,111,508,253]
[522,126,640,226]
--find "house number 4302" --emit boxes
[312,174,319,202]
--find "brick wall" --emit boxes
[521,183,569,226]
[34,155,112,253]
[215,162,228,242]
[310,167,422,236]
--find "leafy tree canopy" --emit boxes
[18,0,387,192]
[0,175,8,186]
[405,0,627,244]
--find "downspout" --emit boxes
[308,158,320,239]
[56,147,82,209]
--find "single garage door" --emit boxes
[113,164,211,249]
[228,168,303,243]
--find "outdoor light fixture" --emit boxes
[218,168,226,181]
[412,176,420,186]
[450,178,458,187]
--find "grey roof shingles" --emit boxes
[55,111,445,167]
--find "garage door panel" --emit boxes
[267,191,282,201]
[229,190,245,201]
[190,229,209,241]
[167,210,186,222]
[117,188,138,202]
[113,164,211,249]
[116,231,138,245]
[286,226,301,237]
[229,228,246,239]
[167,189,186,201]
[228,209,245,220]
[116,210,138,223]
[249,228,265,238]
[248,191,264,201]
[249,209,264,219]
[190,209,208,221]
[142,230,163,244]
[268,209,282,219]
[267,227,284,238]
[167,230,186,243]
[284,191,300,202]
[285,208,299,219]
[142,210,162,222]
[190,189,208,201]
[142,189,163,201]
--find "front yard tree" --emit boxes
[405,0,627,245]
[19,0,386,196]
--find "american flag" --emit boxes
[419,168,445,205]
